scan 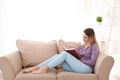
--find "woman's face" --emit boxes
[83,33,89,43]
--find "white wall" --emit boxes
[1,0,119,54]
[1,0,102,55]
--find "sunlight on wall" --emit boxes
[0,0,103,55]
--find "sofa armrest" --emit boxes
[94,53,114,80]
[0,51,22,80]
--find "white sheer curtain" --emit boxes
[0,0,103,55]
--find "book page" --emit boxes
[63,47,75,50]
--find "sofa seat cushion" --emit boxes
[15,68,57,80]
[16,39,58,67]
[57,71,98,80]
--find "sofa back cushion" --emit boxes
[57,39,81,53]
[16,39,58,67]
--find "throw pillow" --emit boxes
[16,39,58,67]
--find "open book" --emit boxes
[63,47,80,59]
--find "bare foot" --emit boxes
[31,65,49,74]
[23,66,39,73]
[31,69,47,74]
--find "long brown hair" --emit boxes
[84,28,97,45]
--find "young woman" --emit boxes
[23,28,99,74]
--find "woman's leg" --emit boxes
[61,61,73,72]
[23,54,58,73]
[31,51,67,73]
[38,54,58,67]
[46,51,92,73]
[61,52,92,73]
[32,51,92,73]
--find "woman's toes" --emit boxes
[31,69,47,74]
[23,67,34,73]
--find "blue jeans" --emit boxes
[38,51,92,73]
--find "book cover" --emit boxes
[63,47,80,59]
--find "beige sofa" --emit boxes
[0,39,114,80]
